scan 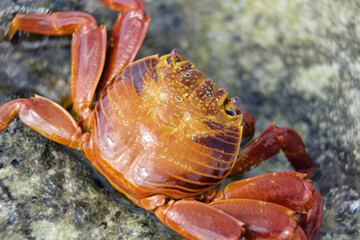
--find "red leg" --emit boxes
[9,12,107,130]
[230,123,316,177]
[8,12,98,38]
[0,95,82,149]
[213,172,323,240]
[96,0,151,95]
[214,172,314,212]
[154,197,307,239]
[98,0,145,12]
[154,199,245,240]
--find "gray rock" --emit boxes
[0,0,359,239]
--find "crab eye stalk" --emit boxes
[225,96,242,116]
[169,48,185,65]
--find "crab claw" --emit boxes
[155,199,245,239]
[210,199,307,240]
[213,172,323,240]
[238,108,255,142]
[298,188,324,240]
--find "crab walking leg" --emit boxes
[213,172,324,240]
[96,0,151,95]
[154,200,245,240]
[210,199,307,240]
[71,25,106,129]
[230,122,316,177]
[0,95,82,150]
[9,12,107,131]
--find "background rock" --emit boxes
[0,0,359,239]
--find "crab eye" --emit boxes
[169,48,185,65]
[224,96,242,117]
[231,96,241,109]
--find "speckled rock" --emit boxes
[0,0,359,239]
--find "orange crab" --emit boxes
[0,0,323,239]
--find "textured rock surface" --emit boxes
[0,0,359,239]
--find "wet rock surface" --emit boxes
[0,0,359,239]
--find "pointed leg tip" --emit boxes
[8,23,17,40]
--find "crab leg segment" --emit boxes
[230,123,316,177]
[154,199,245,240]
[8,12,98,38]
[215,172,314,212]
[210,199,307,240]
[97,0,151,95]
[298,188,324,240]
[0,95,82,150]
[9,12,107,130]
[98,0,145,12]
